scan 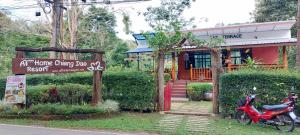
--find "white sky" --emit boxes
[0,0,256,40]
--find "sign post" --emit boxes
[11,47,105,106]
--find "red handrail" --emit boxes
[164,81,172,111]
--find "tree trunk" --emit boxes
[49,0,63,59]
[211,49,222,114]
[296,0,300,70]
[69,0,78,60]
[157,51,165,111]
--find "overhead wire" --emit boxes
[0,0,150,10]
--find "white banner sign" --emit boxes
[4,75,26,104]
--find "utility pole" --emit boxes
[297,0,300,70]
[49,0,64,59]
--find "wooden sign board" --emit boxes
[12,58,105,74]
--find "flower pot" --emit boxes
[203,92,212,101]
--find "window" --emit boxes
[231,50,241,65]
[194,52,211,68]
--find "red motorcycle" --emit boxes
[236,90,298,132]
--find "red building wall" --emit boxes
[252,46,279,64]
[177,46,280,80]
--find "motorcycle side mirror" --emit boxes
[253,87,257,91]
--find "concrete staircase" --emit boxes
[171,80,188,98]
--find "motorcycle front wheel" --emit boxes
[275,114,295,132]
[236,110,252,125]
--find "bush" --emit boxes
[30,104,101,115]
[26,84,92,105]
[57,84,92,105]
[187,83,212,101]
[0,100,13,113]
[103,71,155,111]
[0,100,119,116]
[97,100,119,113]
[164,73,172,83]
[220,69,300,117]
[0,71,155,111]
[26,85,55,105]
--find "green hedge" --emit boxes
[103,71,155,110]
[0,71,155,111]
[187,83,212,101]
[220,69,300,117]
[0,73,93,98]
[26,84,92,105]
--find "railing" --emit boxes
[190,64,212,81]
[228,64,285,71]
[189,64,285,81]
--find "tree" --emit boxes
[80,6,117,50]
[143,0,193,111]
[252,0,297,22]
[109,42,129,67]
[144,0,223,112]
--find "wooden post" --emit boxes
[283,46,288,70]
[91,53,103,106]
[190,64,193,80]
[227,49,232,72]
[16,51,25,58]
[171,52,176,81]
[211,49,221,114]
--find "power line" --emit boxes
[0,0,151,11]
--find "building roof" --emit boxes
[182,38,297,49]
[127,20,297,53]
[190,20,296,36]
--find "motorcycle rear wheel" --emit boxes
[275,114,295,132]
[236,110,252,125]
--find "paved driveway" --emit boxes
[0,124,158,135]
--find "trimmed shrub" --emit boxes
[187,83,212,101]
[220,69,300,117]
[56,84,92,105]
[26,85,56,105]
[26,84,92,105]
[103,71,155,111]
[164,73,172,83]
[30,104,101,115]
[0,71,155,111]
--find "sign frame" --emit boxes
[13,47,105,106]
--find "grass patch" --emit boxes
[0,112,299,135]
[0,112,162,133]
[212,118,300,135]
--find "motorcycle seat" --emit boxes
[262,104,288,111]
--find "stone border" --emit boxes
[0,112,120,121]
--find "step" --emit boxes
[172,89,186,92]
[173,82,187,84]
[171,94,186,98]
[172,91,186,94]
[163,111,212,117]
[172,88,186,91]
[171,97,189,102]
[172,85,186,89]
